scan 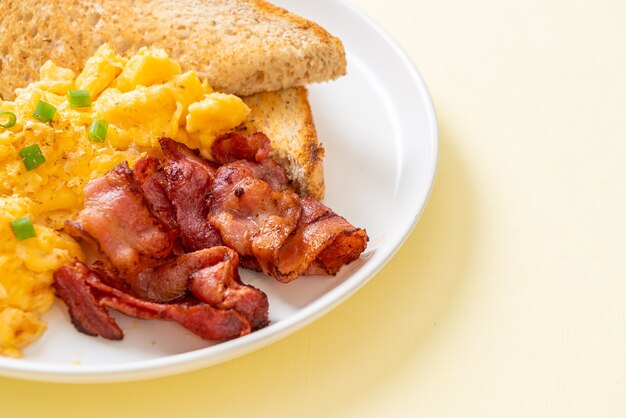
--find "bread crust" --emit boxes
[242,86,324,199]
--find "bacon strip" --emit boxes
[65,162,175,279]
[189,248,269,330]
[127,246,243,303]
[54,259,255,341]
[97,292,251,341]
[278,197,369,278]
[53,262,123,340]
[132,155,178,233]
[208,158,368,283]
[160,137,222,251]
[131,246,270,329]
[209,160,302,275]
[212,131,271,164]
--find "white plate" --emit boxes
[0,0,438,382]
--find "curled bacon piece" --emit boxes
[208,159,368,283]
[126,245,249,303]
[132,155,178,233]
[131,246,270,329]
[160,137,222,252]
[211,131,271,164]
[210,160,302,273]
[65,162,175,280]
[278,197,369,278]
[53,261,123,340]
[54,257,267,341]
[189,248,269,330]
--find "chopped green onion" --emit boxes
[0,111,16,128]
[67,89,92,108]
[88,119,109,143]
[32,100,56,123]
[11,216,36,240]
[18,144,46,170]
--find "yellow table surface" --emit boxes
[2,0,625,416]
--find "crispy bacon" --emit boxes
[101,296,250,341]
[130,246,270,329]
[212,131,271,164]
[53,133,368,344]
[54,259,259,341]
[208,159,368,282]
[189,248,269,330]
[65,162,175,279]
[132,155,178,233]
[278,197,369,278]
[160,137,222,251]
[229,159,292,192]
[53,262,124,340]
[209,161,302,275]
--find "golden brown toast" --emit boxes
[0,0,346,99]
[0,0,332,198]
[242,87,324,199]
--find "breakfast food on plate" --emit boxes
[54,249,268,341]
[52,134,367,340]
[0,45,252,229]
[1,0,336,199]
[0,196,83,357]
[0,0,362,356]
[0,46,252,356]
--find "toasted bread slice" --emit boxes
[242,86,324,200]
[0,0,346,100]
[0,0,329,198]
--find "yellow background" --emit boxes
[2,0,625,416]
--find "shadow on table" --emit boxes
[296,119,477,414]
[0,121,476,418]
[327,119,478,412]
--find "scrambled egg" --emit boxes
[0,44,251,356]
